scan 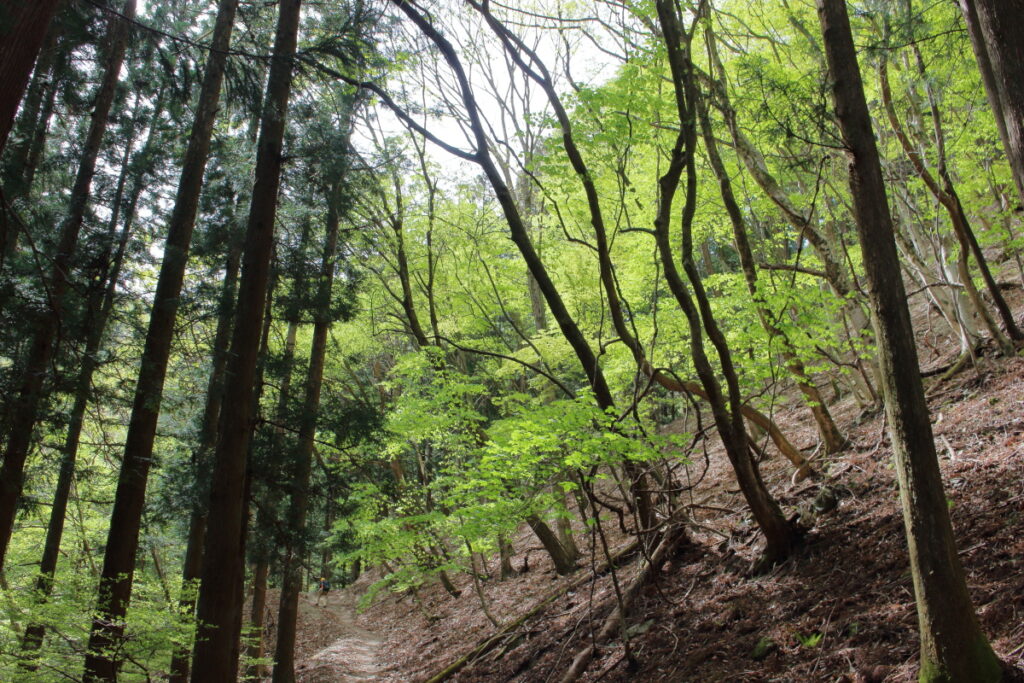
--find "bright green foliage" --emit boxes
[0,0,1019,676]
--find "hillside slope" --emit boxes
[296,300,1024,682]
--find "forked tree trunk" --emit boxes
[816,1,1002,679]
[0,0,133,572]
[82,2,240,678]
[653,0,799,564]
[191,1,302,679]
[526,515,576,575]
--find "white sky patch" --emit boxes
[352,0,625,187]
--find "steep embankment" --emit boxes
[294,294,1024,681]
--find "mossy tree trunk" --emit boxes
[816,1,1003,679]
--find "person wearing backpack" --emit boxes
[315,577,330,607]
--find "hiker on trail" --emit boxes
[316,576,330,607]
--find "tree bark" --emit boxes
[167,237,242,683]
[816,1,1002,679]
[0,0,61,154]
[958,0,1024,206]
[82,2,240,678]
[1,1,63,203]
[245,557,271,680]
[697,91,847,455]
[20,93,154,659]
[191,1,302,679]
[0,0,133,571]
[526,515,576,575]
[272,177,346,683]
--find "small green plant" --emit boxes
[751,636,776,660]
[796,631,824,648]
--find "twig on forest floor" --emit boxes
[591,651,628,681]
[809,600,839,676]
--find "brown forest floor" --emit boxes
[292,287,1024,682]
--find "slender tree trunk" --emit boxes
[817,1,1002,679]
[20,94,154,659]
[272,178,345,683]
[470,0,662,529]
[241,270,282,681]
[0,0,61,154]
[0,0,133,571]
[697,92,847,454]
[320,496,334,579]
[705,30,879,406]
[167,238,242,683]
[191,1,302,678]
[82,3,240,679]
[958,0,1024,205]
[654,0,799,563]
[878,57,1020,349]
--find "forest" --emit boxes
[0,0,1022,680]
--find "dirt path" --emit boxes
[294,591,384,682]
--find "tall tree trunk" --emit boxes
[1,25,63,269]
[958,0,1024,206]
[20,92,155,659]
[272,177,345,683]
[191,1,302,679]
[82,2,240,679]
[0,0,61,154]
[816,1,1002,679]
[0,0,133,571]
[167,237,243,683]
